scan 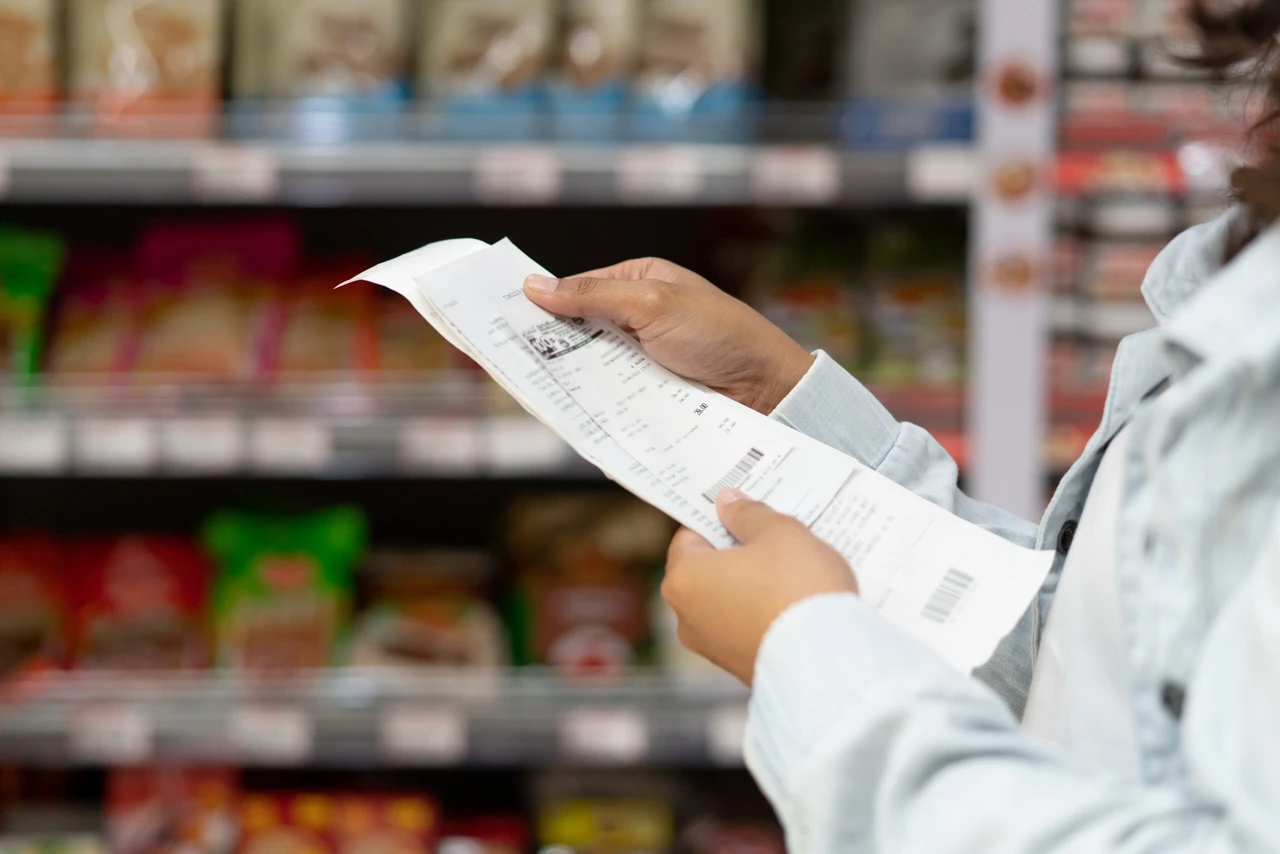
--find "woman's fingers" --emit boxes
[716,489,797,544]
[524,274,669,328]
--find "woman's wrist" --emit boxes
[756,348,816,414]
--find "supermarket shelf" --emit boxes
[0,669,749,769]
[0,380,966,479]
[0,138,975,207]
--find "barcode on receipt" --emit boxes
[702,448,765,503]
[921,568,975,624]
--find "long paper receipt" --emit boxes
[347,238,1053,672]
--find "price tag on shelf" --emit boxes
[161,417,244,472]
[380,705,468,764]
[0,416,68,473]
[906,144,976,202]
[249,419,332,474]
[75,418,158,473]
[750,147,842,204]
[192,145,280,203]
[485,417,571,474]
[560,707,649,764]
[473,147,563,204]
[70,706,153,764]
[399,418,483,474]
[706,703,748,766]
[228,706,313,764]
[616,146,705,203]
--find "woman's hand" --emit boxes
[524,258,814,414]
[662,489,858,685]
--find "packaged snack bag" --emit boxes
[0,0,57,116]
[537,799,672,854]
[845,0,975,97]
[44,251,137,384]
[550,0,641,136]
[374,297,459,375]
[68,0,223,130]
[420,0,554,131]
[506,495,671,674]
[331,796,439,854]
[350,550,506,670]
[0,535,63,678]
[107,767,239,854]
[233,0,410,103]
[204,508,365,671]
[269,267,378,378]
[0,227,64,386]
[632,0,760,135]
[67,537,210,671]
[236,795,334,854]
[130,220,300,385]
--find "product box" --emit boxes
[204,507,365,670]
[0,535,63,678]
[550,0,641,138]
[67,537,210,671]
[270,270,378,377]
[420,0,555,137]
[0,227,63,386]
[350,549,506,670]
[631,0,760,138]
[0,0,57,118]
[68,0,223,133]
[107,767,239,854]
[506,496,671,674]
[233,0,410,103]
[236,794,438,854]
[43,251,136,384]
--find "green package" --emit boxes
[203,506,366,670]
[0,227,64,386]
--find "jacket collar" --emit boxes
[1141,207,1244,323]
[1160,219,1280,372]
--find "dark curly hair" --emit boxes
[1192,0,1280,222]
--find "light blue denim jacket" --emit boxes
[751,208,1280,852]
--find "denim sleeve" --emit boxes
[744,543,1280,854]
[771,351,1040,714]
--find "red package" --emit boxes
[68,536,210,671]
[441,818,528,854]
[1055,150,1185,197]
[130,219,301,384]
[108,767,239,854]
[0,534,63,677]
[45,250,139,383]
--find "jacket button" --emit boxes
[1056,521,1079,555]
[1160,682,1186,721]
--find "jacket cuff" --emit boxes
[771,351,902,470]
[745,593,960,804]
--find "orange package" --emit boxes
[375,296,463,377]
[44,251,139,384]
[237,794,438,854]
[0,0,58,120]
[108,767,239,854]
[0,534,64,678]
[269,262,378,379]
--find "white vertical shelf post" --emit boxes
[968,0,1059,518]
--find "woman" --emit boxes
[521,3,1280,850]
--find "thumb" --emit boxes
[524,274,664,328]
[716,489,793,544]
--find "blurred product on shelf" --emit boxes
[0,228,63,386]
[421,0,555,124]
[107,767,238,854]
[631,0,760,132]
[845,0,974,98]
[67,0,224,130]
[43,250,134,383]
[1080,241,1161,301]
[0,0,56,117]
[551,0,641,135]
[537,797,672,854]
[681,817,785,854]
[233,0,411,105]
[439,817,528,854]
[349,549,507,670]
[506,495,672,675]
[0,535,63,678]
[67,537,210,671]
[374,297,463,377]
[203,507,366,671]
[270,264,378,377]
[0,837,106,854]
[236,793,438,854]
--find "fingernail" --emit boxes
[719,488,748,505]
[525,274,560,293]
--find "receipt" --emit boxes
[348,239,1054,672]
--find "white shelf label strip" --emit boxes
[381,705,468,764]
[560,707,649,764]
[474,148,564,203]
[0,416,68,473]
[228,706,313,764]
[192,146,280,203]
[70,706,153,764]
